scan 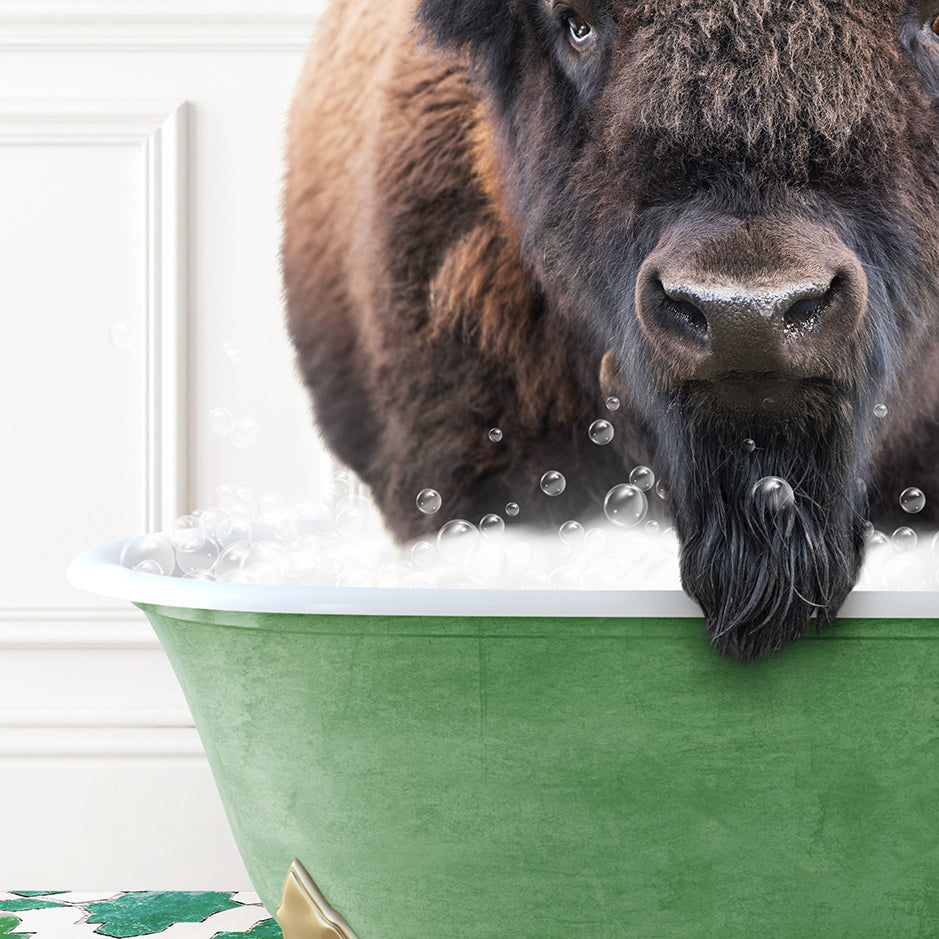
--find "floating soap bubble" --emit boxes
[654,480,667,500]
[505,502,520,517]
[558,520,585,546]
[108,321,136,350]
[603,483,648,528]
[874,403,888,419]
[231,417,260,450]
[176,537,220,575]
[479,513,505,538]
[323,471,353,507]
[741,438,756,454]
[629,466,655,492]
[645,520,660,535]
[410,540,436,567]
[488,427,503,443]
[867,529,889,548]
[170,515,205,552]
[196,505,229,529]
[208,408,234,437]
[605,396,620,411]
[762,397,775,410]
[540,470,566,497]
[437,519,480,563]
[899,487,926,514]
[221,340,243,365]
[416,488,442,515]
[588,420,614,445]
[119,534,175,576]
[750,476,795,515]
[892,526,918,553]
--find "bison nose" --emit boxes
[635,221,867,385]
[656,277,842,375]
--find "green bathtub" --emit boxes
[70,538,939,937]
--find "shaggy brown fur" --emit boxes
[283,0,939,659]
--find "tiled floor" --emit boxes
[0,891,281,938]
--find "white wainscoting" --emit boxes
[0,0,329,890]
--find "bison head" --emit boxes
[415,0,939,659]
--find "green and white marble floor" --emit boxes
[0,892,281,938]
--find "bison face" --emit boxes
[417,0,939,659]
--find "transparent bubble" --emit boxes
[505,502,520,517]
[215,483,240,509]
[479,513,505,538]
[410,540,436,568]
[133,559,163,575]
[899,487,926,514]
[762,397,775,410]
[335,497,368,537]
[874,403,888,419]
[588,419,615,445]
[605,396,620,411]
[208,408,234,437]
[467,544,508,582]
[215,541,254,580]
[323,471,353,507]
[645,519,660,535]
[506,539,534,571]
[108,321,136,350]
[266,508,299,543]
[741,438,756,454]
[603,483,648,528]
[584,528,609,554]
[550,566,583,588]
[629,466,655,492]
[892,526,918,553]
[437,519,481,563]
[119,534,175,576]
[540,470,566,497]
[488,427,503,443]
[215,509,253,547]
[416,488,442,515]
[197,506,229,530]
[750,476,795,515]
[523,569,553,589]
[176,537,220,575]
[221,340,243,365]
[558,520,585,546]
[867,529,889,548]
[260,493,288,517]
[170,515,205,552]
[654,480,667,500]
[231,417,260,450]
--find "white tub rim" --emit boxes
[66,535,939,620]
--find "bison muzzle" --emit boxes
[282,0,939,661]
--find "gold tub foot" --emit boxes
[277,859,360,939]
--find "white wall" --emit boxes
[0,0,332,888]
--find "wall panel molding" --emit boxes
[0,98,188,536]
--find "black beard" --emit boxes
[660,401,868,662]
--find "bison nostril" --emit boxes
[666,296,708,335]
[783,276,841,330]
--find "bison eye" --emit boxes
[933,12,939,34]
[565,11,593,46]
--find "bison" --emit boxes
[282,0,939,660]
